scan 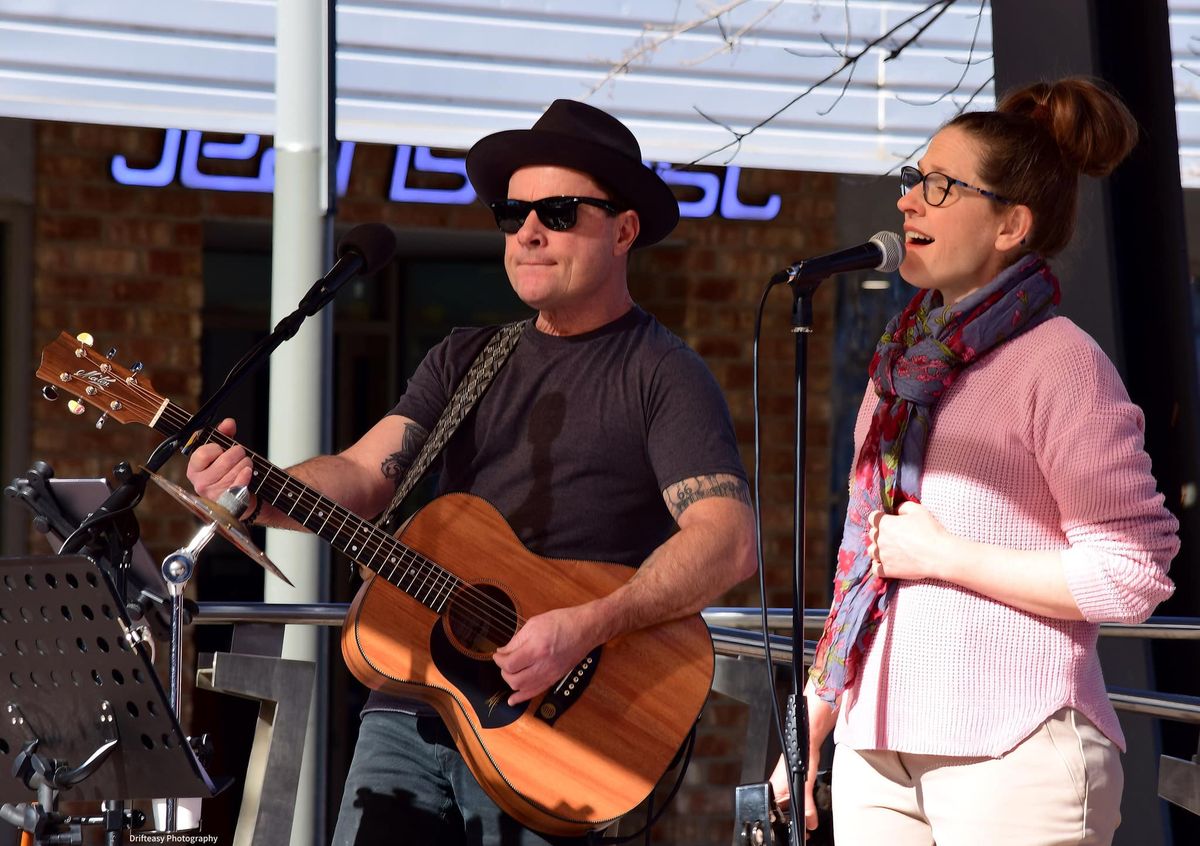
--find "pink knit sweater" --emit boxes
[835,316,1179,757]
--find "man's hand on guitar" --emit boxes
[185,417,254,500]
[493,606,599,706]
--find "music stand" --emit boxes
[44,478,164,593]
[0,555,224,842]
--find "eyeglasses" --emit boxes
[489,196,624,233]
[899,166,1012,206]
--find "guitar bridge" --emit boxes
[534,647,602,726]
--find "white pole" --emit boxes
[269,2,328,845]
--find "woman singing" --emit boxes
[776,77,1180,846]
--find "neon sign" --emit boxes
[111,129,781,221]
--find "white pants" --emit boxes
[831,708,1123,846]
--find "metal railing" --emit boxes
[702,607,1200,641]
[701,607,1200,725]
[192,602,1200,724]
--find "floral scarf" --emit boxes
[809,254,1061,704]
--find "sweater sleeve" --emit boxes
[1032,337,1178,623]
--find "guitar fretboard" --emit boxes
[156,403,460,614]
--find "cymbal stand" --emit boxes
[159,486,249,831]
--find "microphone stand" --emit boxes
[760,235,902,846]
[764,237,902,845]
[772,262,826,846]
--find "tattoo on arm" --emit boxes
[662,473,752,520]
[380,422,430,488]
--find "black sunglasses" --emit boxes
[489,196,624,233]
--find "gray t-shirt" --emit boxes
[364,305,744,715]
[390,305,745,566]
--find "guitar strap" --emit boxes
[375,319,526,535]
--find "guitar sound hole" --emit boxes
[445,584,516,655]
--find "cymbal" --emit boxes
[143,468,294,588]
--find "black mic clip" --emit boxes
[295,222,397,318]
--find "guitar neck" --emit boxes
[151,402,459,613]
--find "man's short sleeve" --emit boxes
[645,347,746,492]
[389,327,497,430]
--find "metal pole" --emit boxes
[270,3,329,845]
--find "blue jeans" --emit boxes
[331,710,589,846]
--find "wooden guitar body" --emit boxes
[342,493,715,836]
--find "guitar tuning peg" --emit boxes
[41,386,59,401]
[130,362,144,375]
[67,400,86,416]
[95,413,109,430]
[75,332,94,347]
[105,347,117,360]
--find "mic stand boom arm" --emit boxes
[59,222,396,556]
[57,303,305,559]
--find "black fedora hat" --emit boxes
[465,99,679,249]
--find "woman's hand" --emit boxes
[867,500,950,581]
[869,502,1090,619]
[768,752,792,808]
[769,687,837,839]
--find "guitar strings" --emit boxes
[194,414,524,639]
[56,344,523,641]
[184,425,524,640]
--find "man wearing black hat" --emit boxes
[187,99,755,845]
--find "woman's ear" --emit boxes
[995,203,1033,253]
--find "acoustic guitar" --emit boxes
[37,331,715,836]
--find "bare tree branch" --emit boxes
[690,0,958,165]
[818,31,848,58]
[884,72,995,175]
[592,0,986,172]
[693,105,745,161]
[679,0,787,68]
[583,0,760,97]
[884,0,954,60]
[894,0,988,108]
[817,0,856,116]
[1182,37,1200,79]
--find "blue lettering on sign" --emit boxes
[111,128,183,187]
[390,146,476,204]
[656,164,721,219]
[111,130,781,222]
[720,167,781,220]
[180,131,274,192]
[111,131,356,195]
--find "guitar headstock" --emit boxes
[37,331,166,429]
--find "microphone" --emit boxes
[157,223,398,470]
[774,231,905,285]
[298,223,397,315]
[337,222,398,275]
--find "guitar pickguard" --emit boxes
[430,621,527,728]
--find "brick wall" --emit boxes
[27,122,838,844]
[33,121,208,552]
